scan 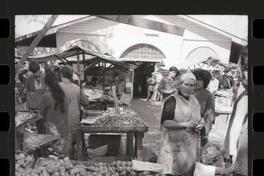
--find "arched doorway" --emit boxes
[185,46,219,69]
[120,44,166,98]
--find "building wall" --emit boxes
[56,21,232,68]
[180,30,232,65]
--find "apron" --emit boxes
[158,94,201,175]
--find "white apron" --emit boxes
[158,93,201,175]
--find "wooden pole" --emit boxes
[15,15,58,75]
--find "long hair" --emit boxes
[44,71,66,113]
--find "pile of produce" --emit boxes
[16,111,36,127]
[108,161,163,176]
[15,152,35,176]
[16,154,164,176]
[91,108,146,128]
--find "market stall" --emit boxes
[78,106,148,160]
[15,39,148,163]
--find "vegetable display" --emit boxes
[16,154,164,176]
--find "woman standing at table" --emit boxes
[38,71,70,156]
[157,71,203,176]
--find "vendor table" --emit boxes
[76,109,148,161]
[215,108,232,124]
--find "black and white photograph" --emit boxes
[14,15,248,176]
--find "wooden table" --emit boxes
[215,108,232,124]
[76,112,148,161]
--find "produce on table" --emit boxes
[90,108,146,128]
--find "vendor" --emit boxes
[157,71,203,176]
[38,71,70,156]
[24,61,46,110]
[192,69,215,147]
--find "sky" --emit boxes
[15,15,248,40]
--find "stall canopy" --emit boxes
[16,39,136,72]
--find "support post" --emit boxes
[16,15,58,75]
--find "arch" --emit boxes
[185,46,219,64]
[120,43,166,59]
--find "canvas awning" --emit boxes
[16,39,134,72]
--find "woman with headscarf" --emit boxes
[157,71,203,176]
[38,71,70,156]
[192,69,215,146]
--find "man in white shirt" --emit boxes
[207,72,219,94]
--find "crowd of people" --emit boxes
[154,46,248,176]
[15,45,248,175]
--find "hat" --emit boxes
[180,71,196,82]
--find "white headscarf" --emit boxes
[180,71,196,82]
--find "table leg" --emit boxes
[76,129,86,161]
[134,132,144,160]
[127,133,134,160]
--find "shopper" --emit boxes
[24,61,46,110]
[59,66,89,159]
[207,71,219,94]
[146,74,156,101]
[38,71,70,156]
[158,66,179,100]
[192,69,215,146]
[153,72,163,101]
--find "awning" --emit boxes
[16,39,134,72]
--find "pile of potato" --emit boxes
[15,153,35,176]
[93,109,145,128]
[16,153,163,176]
[107,161,163,176]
